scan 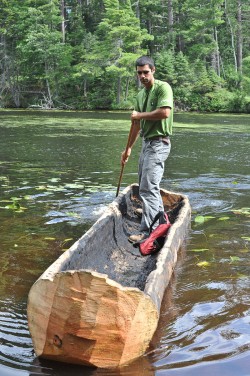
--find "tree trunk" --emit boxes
[0,35,6,99]
[61,0,66,43]
[45,76,54,109]
[83,78,87,97]
[168,0,174,45]
[176,4,184,53]
[0,35,21,107]
[135,0,140,19]
[236,0,242,75]
[125,77,130,101]
[116,76,121,104]
[211,26,220,78]
[224,0,238,72]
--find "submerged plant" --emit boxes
[2,197,27,213]
[233,207,250,217]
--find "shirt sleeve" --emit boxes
[156,82,173,109]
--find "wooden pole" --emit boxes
[116,122,134,197]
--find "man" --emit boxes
[121,55,173,243]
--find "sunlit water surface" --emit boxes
[0,111,249,376]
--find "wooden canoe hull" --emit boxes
[28,270,159,368]
[27,184,191,368]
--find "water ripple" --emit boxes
[0,300,33,370]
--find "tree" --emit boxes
[95,0,152,106]
[14,0,72,108]
[0,0,24,106]
[0,0,249,111]
[236,0,242,74]
[155,49,175,84]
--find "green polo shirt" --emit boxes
[134,79,173,139]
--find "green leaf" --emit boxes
[197,261,211,267]
[218,216,230,221]
[63,238,73,243]
[233,207,250,216]
[194,215,205,223]
[46,185,66,192]
[190,248,209,252]
[242,236,250,241]
[239,248,249,254]
[36,185,47,190]
[65,212,80,218]
[24,195,32,200]
[64,183,85,189]
[62,238,74,246]
[230,256,241,263]
[204,216,216,221]
[237,273,248,279]
[5,202,20,210]
[49,178,61,183]
[194,215,215,224]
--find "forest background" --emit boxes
[0,0,250,112]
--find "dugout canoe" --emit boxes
[27,184,191,369]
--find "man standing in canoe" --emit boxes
[121,55,173,243]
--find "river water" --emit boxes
[0,110,249,376]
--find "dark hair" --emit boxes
[135,55,155,69]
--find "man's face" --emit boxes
[136,64,155,88]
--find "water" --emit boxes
[0,110,249,375]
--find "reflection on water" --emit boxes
[0,111,249,376]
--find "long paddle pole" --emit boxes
[116,121,134,197]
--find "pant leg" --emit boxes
[138,139,171,233]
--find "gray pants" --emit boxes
[138,139,171,233]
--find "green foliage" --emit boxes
[242,56,250,95]
[192,64,215,94]
[155,50,175,84]
[0,0,249,111]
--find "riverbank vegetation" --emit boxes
[0,0,249,112]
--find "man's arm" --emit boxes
[131,107,171,121]
[120,120,140,165]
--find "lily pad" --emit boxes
[46,185,66,192]
[3,196,27,212]
[24,195,32,200]
[237,273,248,279]
[36,185,47,190]
[230,256,241,263]
[62,238,74,247]
[65,212,81,218]
[194,215,205,224]
[190,248,209,252]
[233,207,250,216]
[64,183,85,189]
[49,178,61,183]
[194,215,215,224]
[197,261,211,267]
[239,248,249,253]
